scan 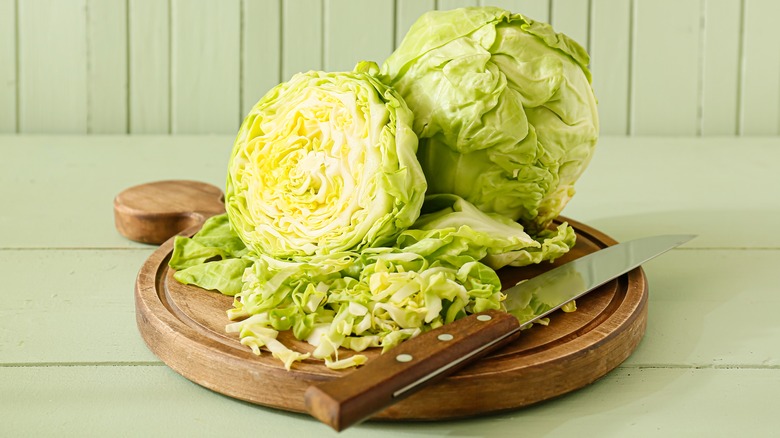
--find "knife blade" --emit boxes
[304,234,695,431]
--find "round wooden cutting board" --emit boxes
[127,182,648,421]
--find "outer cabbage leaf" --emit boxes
[226,63,426,259]
[173,258,253,297]
[381,6,598,233]
[169,214,248,270]
[398,194,575,269]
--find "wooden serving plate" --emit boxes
[121,181,648,421]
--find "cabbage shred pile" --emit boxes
[169,7,597,370]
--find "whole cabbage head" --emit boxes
[226,63,426,259]
[381,7,598,233]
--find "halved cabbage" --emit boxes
[226,63,426,259]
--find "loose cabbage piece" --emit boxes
[169,214,251,296]
[226,63,426,259]
[169,214,248,269]
[381,7,599,233]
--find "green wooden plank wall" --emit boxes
[0,0,777,136]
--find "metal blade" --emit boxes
[504,234,696,326]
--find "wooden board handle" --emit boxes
[304,309,521,431]
[114,180,225,244]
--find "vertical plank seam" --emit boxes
[627,0,636,136]
[736,0,746,135]
[167,0,173,134]
[696,0,706,137]
[777,17,780,135]
[14,0,20,133]
[239,0,245,124]
[278,0,284,81]
[548,0,553,24]
[773,4,780,135]
[392,0,398,51]
[321,0,326,71]
[586,0,593,59]
[777,10,780,135]
[125,0,130,134]
[85,0,92,133]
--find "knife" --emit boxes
[303,234,695,431]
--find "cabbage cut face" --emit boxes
[226,65,426,258]
[381,7,599,233]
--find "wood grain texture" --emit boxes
[0,0,16,133]
[18,0,87,133]
[113,180,226,244]
[241,0,281,116]
[171,0,240,134]
[701,0,741,135]
[590,0,631,135]
[395,0,435,48]
[87,0,128,134]
[631,0,701,135]
[739,0,780,135]
[281,0,322,79]
[128,0,170,134]
[134,217,648,420]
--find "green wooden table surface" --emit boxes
[1,135,778,437]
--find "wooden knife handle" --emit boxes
[304,308,521,431]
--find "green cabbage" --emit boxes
[168,7,599,370]
[225,62,426,259]
[380,6,598,233]
[170,214,504,370]
[169,208,569,369]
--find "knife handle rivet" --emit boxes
[437,334,454,341]
[476,314,492,322]
[396,353,413,363]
